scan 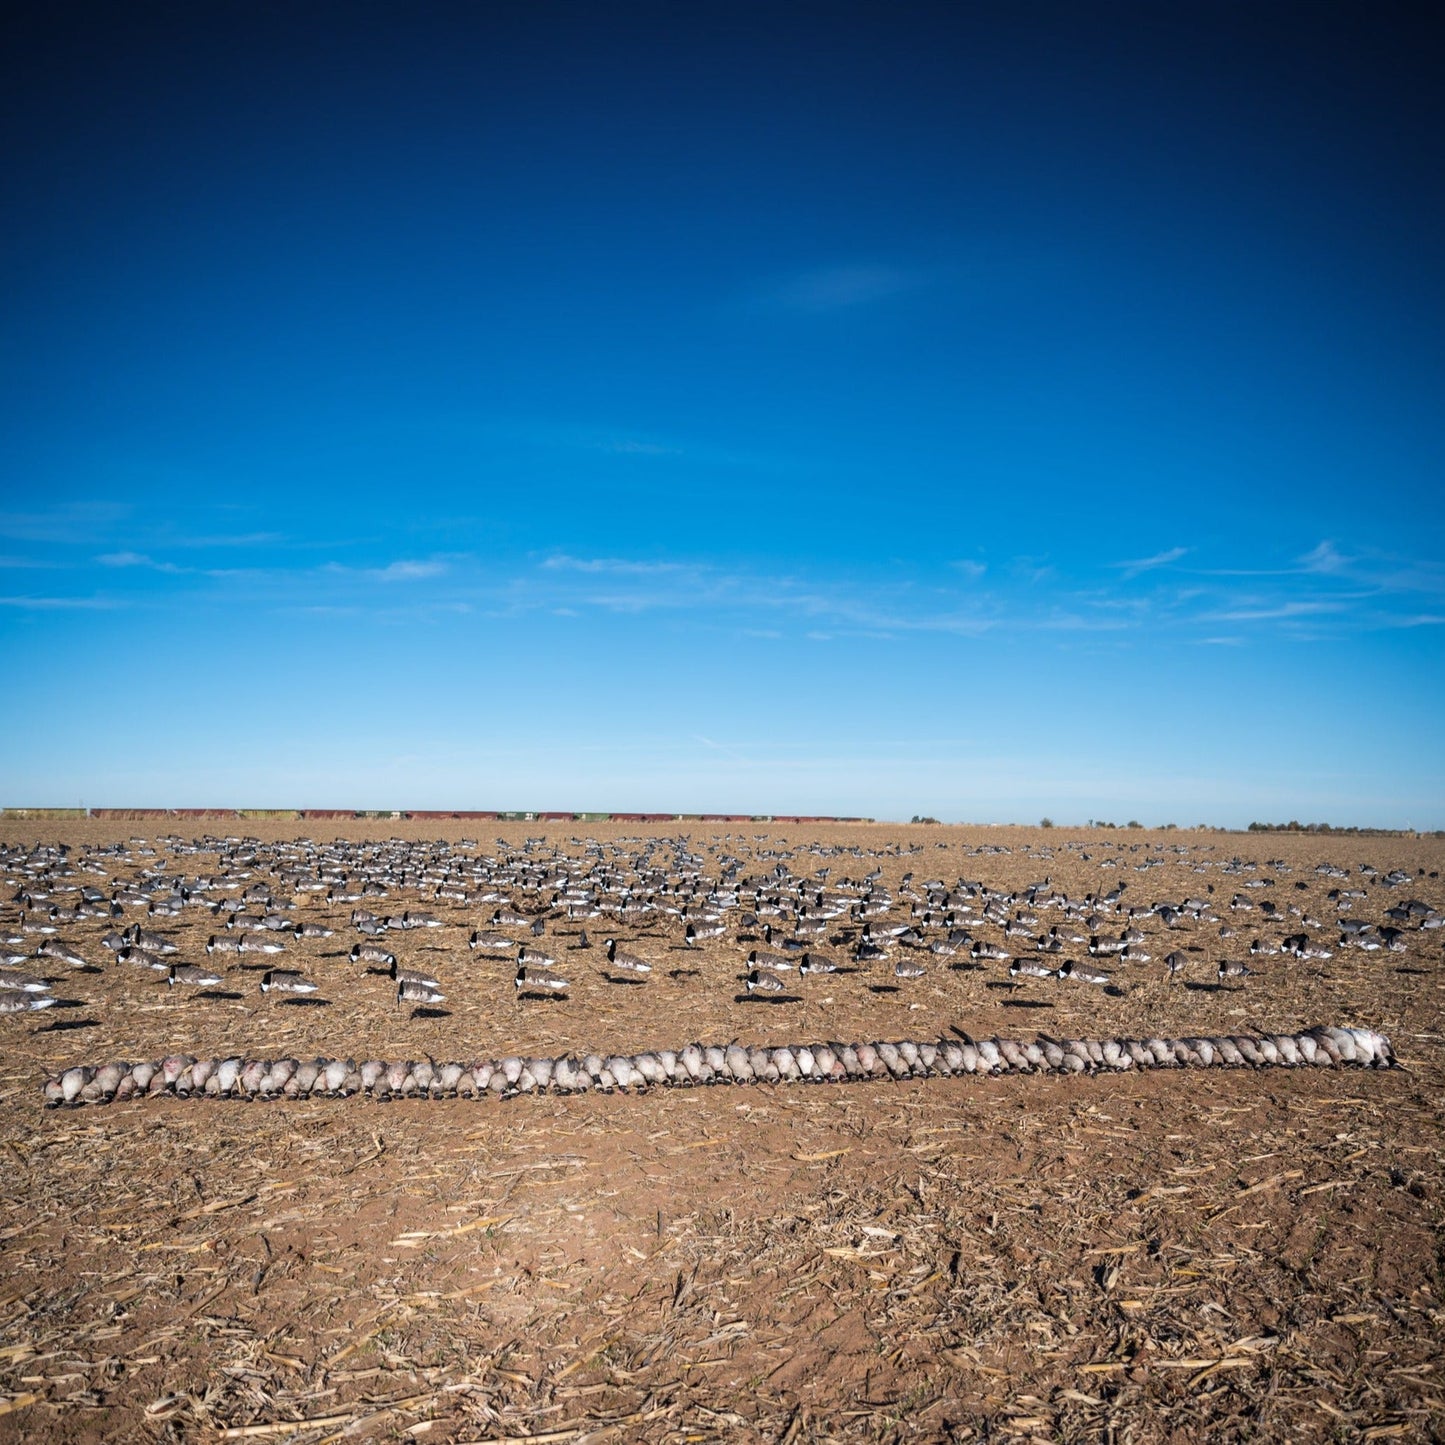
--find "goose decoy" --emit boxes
[514,965,566,996]
[237,932,286,955]
[1059,959,1111,986]
[351,942,396,967]
[1218,960,1253,981]
[206,934,243,955]
[1009,959,1057,981]
[762,924,806,952]
[893,958,927,981]
[1164,950,1188,979]
[119,944,170,972]
[168,964,225,989]
[970,940,1009,962]
[0,968,50,993]
[391,962,440,989]
[399,978,447,1007]
[0,987,55,1013]
[260,969,318,995]
[684,920,725,947]
[748,948,796,972]
[799,952,838,976]
[745,968,787,995]
[36,939,87,968]
[468,930,512,953]
[518,943,558,968]
[604,939,651,974]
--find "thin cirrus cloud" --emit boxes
[760,264,928,313]
[1113,546,1188,581]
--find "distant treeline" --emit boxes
[1,807,874,824]
[1246,820,1441,836]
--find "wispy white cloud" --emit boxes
[1207,600,1347,623]
[1298,540,1349,574]
[951,559,987,580]
[541,554,692,577]
[0,594,120,610]
[97,551,187,574]
[1114,545,1187,580]
[368,559,447,582]
[762,264,926,313]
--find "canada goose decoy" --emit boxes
[468,930,512,953]
[745,968,787,994]
[799,952,838,976]
[1218,960,1253,981]
[1009,959,1056,981]
[237,932,286,954]
[391,962,440,989]
[399,978,447,1007]
[119,944,170,972]
[684,920,725,947]
[206,933,243,954]
[748,948,796,972]
[1059,959,1111,986]
[970,940,1009,962]
[0,987,56,1013]
[514,965,566,996]
[1164,950,1188,979]
[0,969,50,993]
[575,929,593,949]
[894,958,927,981]
[168,964,224,989]
[855,940,888,962]
[351,942,396,967]
[604,939,651,974]
[124,925,178,954]
[762,925,806,952]
[491,906,533,929]
[36,938,87,968]
[518,943,558,968]
[260,970,318,995]
[297,921,333,938]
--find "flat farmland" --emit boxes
[1,821,1442,1444]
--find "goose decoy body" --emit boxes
[119,944,170,971]
[748,948,796,971]
[518,943,558,968]
[1218,960,1253,981]
[604,939,651,974]
[1009,959,1057,981]
[391,962,440,989]
[514,965,566,995]
[799,952,838,976]
[260,969,318,994]
[36,939,87,968]
[168,964,224,989]
[894,958,927,981]
[468,930,512,953]
[745,967,787,994]
[1059,959,1111,986]
[351,942,396,967]
[684,920,725,947]
[399,978,447,1006]
[0,968,50,993]
[0,987,56,1013]
[237,933,286,954]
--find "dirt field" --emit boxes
[1,821,1441,1443]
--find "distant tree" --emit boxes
[1126,819,1142,829]
[1040,817,1054,829]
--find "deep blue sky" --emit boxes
[2,1,1442,825]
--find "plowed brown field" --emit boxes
[1,821,1441,1444]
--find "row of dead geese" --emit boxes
[42,1024,1396,1106]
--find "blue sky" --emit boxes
[2,2,1442,826]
